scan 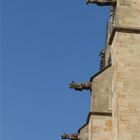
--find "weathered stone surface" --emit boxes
[112,32,140,140]
[90,115,112,140]
[78,114,112,140]
[91,67,113,112]
[79,125,89,140]
[114,0,140,29]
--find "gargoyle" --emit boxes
[86,0,116,6]
[61,133,79,140]
[99,49,106,70]
[69,81,91,91]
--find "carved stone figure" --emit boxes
[69,81,91,91]
[99,49,106,70]
[61,133,79,140]
[108,5,115,31]
[86,0,116,6]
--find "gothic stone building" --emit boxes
[62,0,140,140]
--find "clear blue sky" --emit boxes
[1,0,109,140]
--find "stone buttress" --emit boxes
[62,0,140,140]
[111,0,140,140]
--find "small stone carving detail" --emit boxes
[86,0,116,6]
[61,133,79,140]
[69,81,91,91]
[99,49,106,70]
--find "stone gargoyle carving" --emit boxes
[61,133,79,140]
[86,0,116,6]
[69,81,91,91]
[99,49,106,70]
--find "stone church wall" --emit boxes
[112,32,140,140]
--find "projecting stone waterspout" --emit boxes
[86,0,116,6]
[69,81,91,91]
[61,133,79,140]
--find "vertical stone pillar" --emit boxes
[111,0,140,140]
